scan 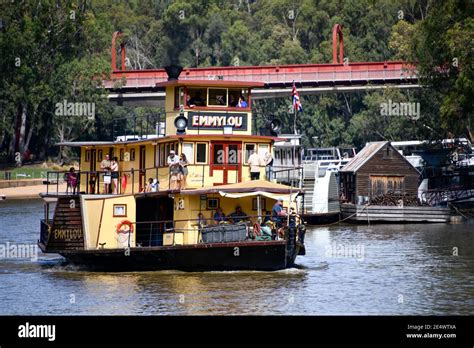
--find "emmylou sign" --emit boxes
[188,112,248,130]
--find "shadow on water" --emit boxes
[36,263,310,315]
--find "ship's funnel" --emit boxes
[164,65,183,81]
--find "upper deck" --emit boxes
[44,76,290,196]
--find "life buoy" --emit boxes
[117,220,134,234]
[253,223,261,237]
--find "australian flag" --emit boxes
[292,82,303,112]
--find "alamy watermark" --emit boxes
[0,242,38,261]
[55,99,95,120]
[380,99,420,120]
[325,242,365,261]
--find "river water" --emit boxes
[0,199,473,315]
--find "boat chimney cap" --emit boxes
[164,65,183,81]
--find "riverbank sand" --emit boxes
[0,183,67,200]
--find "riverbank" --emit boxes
[0,183,66,200]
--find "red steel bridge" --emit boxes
[105,25,419,105]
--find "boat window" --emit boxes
[187,88,206,107]
[245,143,256,163]
[258,144,269,158]
[196,143,207,163]
[174,87,184,109]
[159,144,165,166]
[182,143,194,164]
[208,88,227,106]
[228,88,249,108]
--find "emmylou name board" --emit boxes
[187,112,248,130]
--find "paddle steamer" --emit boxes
[38,67,306,271]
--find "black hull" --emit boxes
[51,241,296,272]
[301,212,340,225]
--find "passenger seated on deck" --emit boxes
[229,205,248,224]
[143,178,153,193]
[257,220,273,240]
[197,213,208,228]
[263,210,271,223]
[213,208,226,224]
[150,178,159,192]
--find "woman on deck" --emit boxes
[179,153,189,189]
[66,167,77,195]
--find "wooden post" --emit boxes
[257,195,262,223]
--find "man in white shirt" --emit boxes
[167,150,180,189]
[247,150,262,180]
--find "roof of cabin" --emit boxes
[156,80,265,88]
[56,134,286,147]
[340,141,389,172]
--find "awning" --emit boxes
[219,190,299,202]
[180,179,301,196]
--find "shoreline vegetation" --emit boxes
[0,1,471,165]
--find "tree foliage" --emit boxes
[0,0,471,163]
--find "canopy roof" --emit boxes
[180,180,301,196]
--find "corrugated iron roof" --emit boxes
[340,141,389,172]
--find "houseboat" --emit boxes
[339,141,452,223]
[392,139,474,208]
[38,67,306,271]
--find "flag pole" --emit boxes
[293,81,298,135]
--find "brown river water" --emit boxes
[0,199,473,315]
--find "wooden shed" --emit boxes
[339,141,420,204]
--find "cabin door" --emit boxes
[210,142,242,185]
[89,149,97,194]
[139,145,146,192]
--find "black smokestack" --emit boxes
[164,65,183,81]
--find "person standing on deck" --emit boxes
[248,150,262,180]
[179,153,189,189]
[100,154,112,194]
[66,167,77,195]
[272,199,287,227]
[167,150,180,190]
[264,152,273,181]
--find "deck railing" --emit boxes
[130,213,302,247]
[43,164,301,196]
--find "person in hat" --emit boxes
[167,150,180,190]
